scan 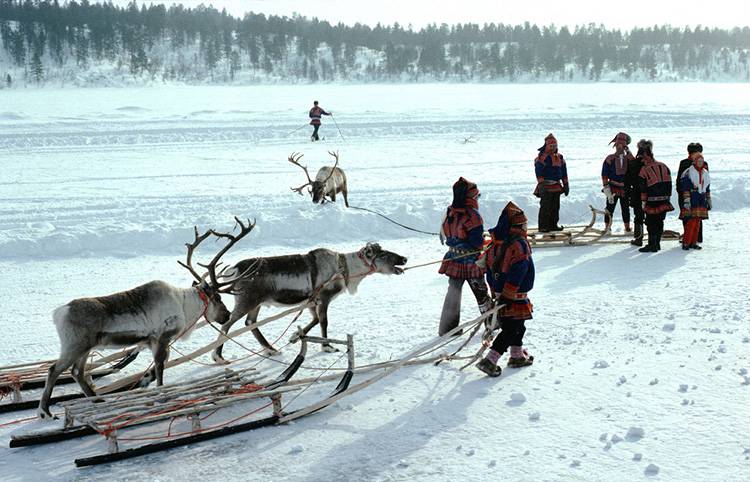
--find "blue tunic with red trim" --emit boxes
[485,236,534,320]
[678,167,711,220]
[438,207,485,279]
[602,151,634,197]
[535,153,568,194]
[639,159,674,215]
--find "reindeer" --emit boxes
[37,218,256,419]
[289,151,349,207]
[212,242,407,360]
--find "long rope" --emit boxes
[348,205,440,236]
[330,114,345,142]
[286,123,309,137]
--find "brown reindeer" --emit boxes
[289,151,349,207]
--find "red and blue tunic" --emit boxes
[535,153,568,194]
[638,159,674,215]
[485,233,534,321]
[309,106,329,126]
[438,207,485,279]
[602,151,634,197]
[679,166,711,220]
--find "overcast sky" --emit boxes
[109,0,747,29]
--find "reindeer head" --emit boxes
[289,151,340,204]
[179,217,259,325]
[359,242,408,275]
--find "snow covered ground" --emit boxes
[1,83,749,480]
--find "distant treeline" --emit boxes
[1,0,749,84]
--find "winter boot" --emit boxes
[477,350,503,377]
[638,237,656,253]
[655,232,662,251]
[507,346,535,368]
[682,243,690,250]
[690,244,703,250]
[631,223,643,246]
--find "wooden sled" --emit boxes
[527,205,680,248]
[0,348,140,413]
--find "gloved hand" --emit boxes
[707,197,712,211]
[602,185,614,204]
[563,183,570,196]
[683,198,691,210]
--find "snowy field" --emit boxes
[1,83,749,481]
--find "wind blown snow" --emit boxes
[0,83,748,481]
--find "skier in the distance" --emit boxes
[476,201,536,377]
[309,100,331,142]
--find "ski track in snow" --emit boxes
[0,83,749,481]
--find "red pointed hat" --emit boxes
[505,201,527,226]
[609,132,631,146]
[538,133,557,152]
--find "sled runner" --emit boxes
[527,205,680,247]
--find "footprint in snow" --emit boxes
[644,463,660,475]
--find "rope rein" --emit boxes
[348,205,440,236]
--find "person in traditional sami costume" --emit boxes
[476,202,535,377]
[624,143,646,246]
[637,139,674,253]
[438,177,491,336]
[534,133,569,232]
[679,153,711,250]
[601,132,635,231]
[677,142,709,246]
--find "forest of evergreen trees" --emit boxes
[1,0,749,85]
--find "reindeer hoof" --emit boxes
[322,344,339,353]
[212,353,231,365]
[37,408,57,420]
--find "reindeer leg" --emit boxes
[153,338,170,386]
[212,305,247,364]
[71,350,97,397]
[38,350,79,419]
[296,306,320,336]
[342,189,349,208]
[247,306,279,355]
[318,298,338,353]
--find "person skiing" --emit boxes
[438,177,491,336]
[534,133,569,232]
[678,153,711,250]
[476,201,535,377]
[601,132,635,231]
[637,139,674,253]
[309,100,331,142]
[677,143,709,246]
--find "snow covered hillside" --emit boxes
[0,83,748,480]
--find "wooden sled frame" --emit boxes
[527,205,680,248]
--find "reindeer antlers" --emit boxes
[288,152,313,195]
[324,150,340,183]
[178,217,257,293]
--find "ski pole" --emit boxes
[330,113,345,142]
